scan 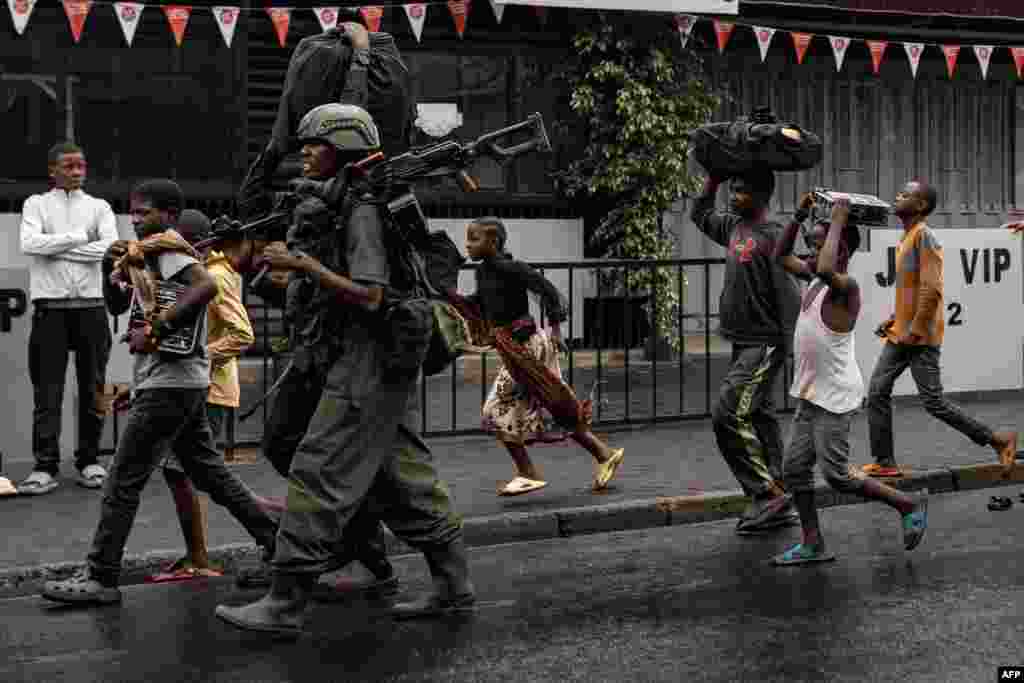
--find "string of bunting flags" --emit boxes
[673,13,1024,80]
[4,0,550,47]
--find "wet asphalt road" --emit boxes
[3,488,1023,683]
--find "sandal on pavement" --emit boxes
[988,496,1013,511]
[0,476,16,497]
[902,495,929,551]
[861,463,903,478]
[498,476,548,497]
[147,558,223,583]
[772,543,836,566]
[78,464,108,489]
[18,471,59,496]
[42,570,122,605]
[593,448,625,491]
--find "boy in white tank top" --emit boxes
[766,196,929,565]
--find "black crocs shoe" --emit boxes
[988,496,1012,511]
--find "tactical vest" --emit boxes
[284,194,349,369]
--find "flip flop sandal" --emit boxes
[988,496,1013,511]
[772,543,836,566]
[861,464,903,478]
[147,566,222,584]
[0,477,16,497]
[497,476,548,497]
[593,448,625,491]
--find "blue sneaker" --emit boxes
[772,543,836,566]
[902,494,929,551]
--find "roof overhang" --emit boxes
[493,0,738,14]
[741,1,1024,21]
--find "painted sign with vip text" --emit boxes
[848,229,1024,396]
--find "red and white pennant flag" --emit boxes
[753,26,774,63]
[942,45,960,79]
[266,7,290,47]
[313,6,339,31]
[113,2,143,46]
[867,40,887,76]
[829,36,851,72]
[791,32,813,65]
[360,5,384,32]
[404,4,427,42]
[1012,48,1024,79]
[7,0,36,36]
[62,0,92,43]
[974,45,994,80]
[903,42,924,78]
[163,5,191,47]
[713,20,734,54]
[674,14,696,50]
[448,0,470,39]
[213,6,240,47]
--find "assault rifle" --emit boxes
[228,112,552,291]
[220,113,552,420]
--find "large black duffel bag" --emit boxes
[238,27,415,219]
[692,107,823,177]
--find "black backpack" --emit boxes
[692,107,823,176]
[386,223,470,378]
[273,29,415,158]
[238,29,416,220]
[341,191,469,379]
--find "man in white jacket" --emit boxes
[18,142,118,495]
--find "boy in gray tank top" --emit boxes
[768,195,928,565]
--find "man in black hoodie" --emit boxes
[690,171,801,535]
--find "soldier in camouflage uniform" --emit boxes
[216,104,474,635]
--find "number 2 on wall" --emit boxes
[947,302,963,326]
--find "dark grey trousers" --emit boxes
[867,342,994,466]
[784,400,867,494]
[88,388,277,585]
[29,305,111,474]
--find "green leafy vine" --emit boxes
[552,13,719,353]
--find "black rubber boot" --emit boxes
[216,572,315,635]
[390,537,475,620]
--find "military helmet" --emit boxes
[296,103,381,152]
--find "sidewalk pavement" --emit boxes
[2,391,1023,596]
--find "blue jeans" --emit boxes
[867,342,994,466]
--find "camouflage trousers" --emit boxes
[271,331,463,575]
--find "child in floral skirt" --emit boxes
[455,217,624,496]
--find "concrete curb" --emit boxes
[2,461,1021,598]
